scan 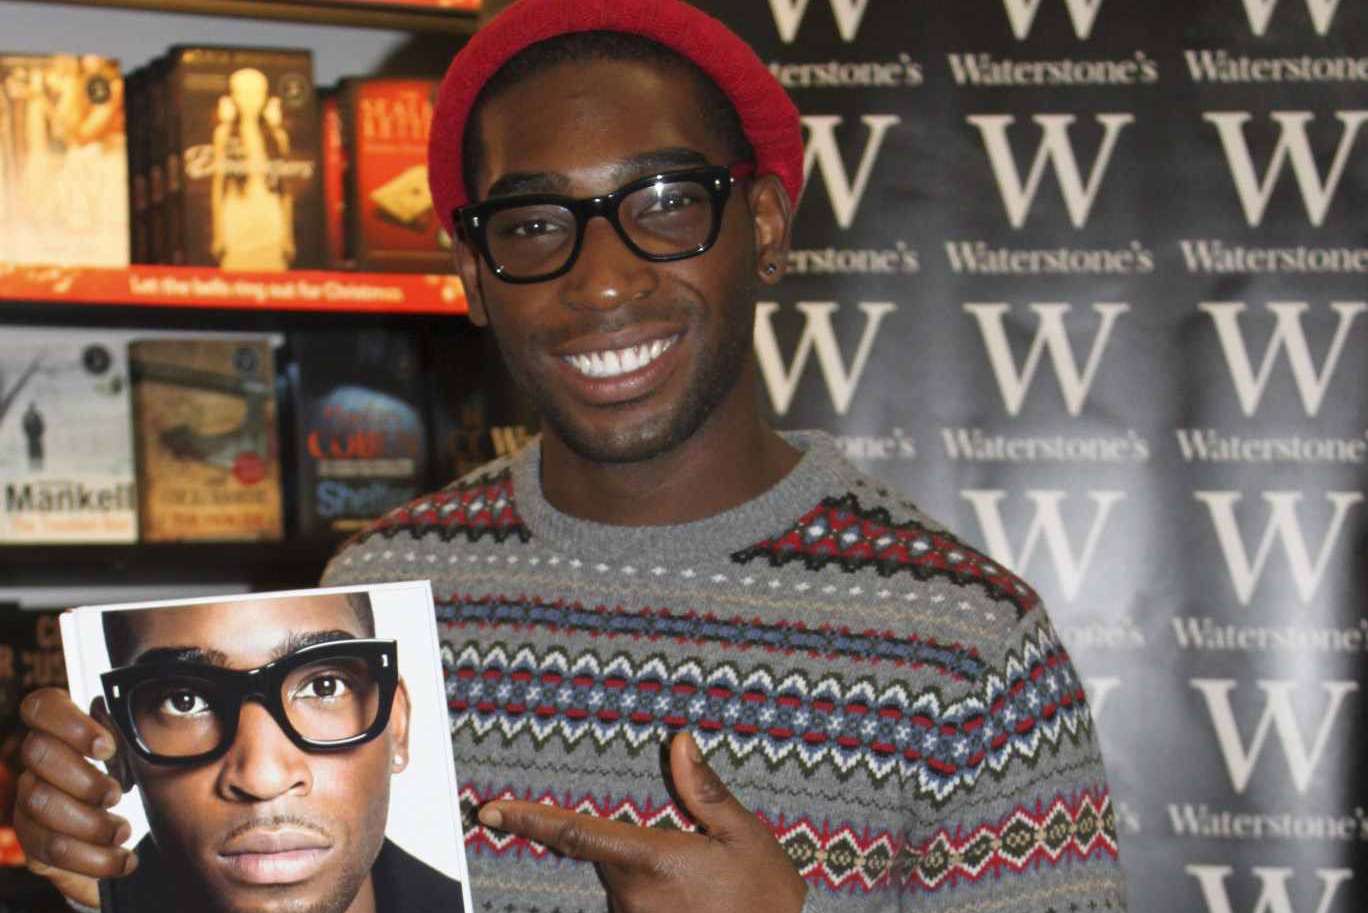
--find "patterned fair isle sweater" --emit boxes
[321,431,1127,913]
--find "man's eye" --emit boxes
[502,218,565,239]
[160,690,210,717]
[642,190,701,215]
[296,674,351,701]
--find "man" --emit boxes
[17,1,1127,911]
[74,592,463,913]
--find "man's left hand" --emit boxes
[477,732,807,913]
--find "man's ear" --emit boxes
[89,696,134,792]
[748,174,794,286]
[388,679,411,774]
[453,232,490,327]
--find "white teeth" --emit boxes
[564,335,678,379]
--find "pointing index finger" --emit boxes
[479,801,665,870]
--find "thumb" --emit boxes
[669,732,759,844]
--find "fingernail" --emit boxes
[92,735,115,760]
[478,806,504,829]
[104,787,122,808]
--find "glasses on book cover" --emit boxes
[101,639,399,766]
[456,163,755,284]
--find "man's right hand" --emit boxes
[14,688,138,909]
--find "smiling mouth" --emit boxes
[561,334,680,380]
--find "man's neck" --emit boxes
[539,383,800,527]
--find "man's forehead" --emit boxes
[125,595,363,653]
[475,60,729,196]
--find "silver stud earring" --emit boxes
[764,263,778,275]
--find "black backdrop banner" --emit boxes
[683,1,1367,911]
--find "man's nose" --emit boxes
[216,701,311,802]
[562,216,657,311]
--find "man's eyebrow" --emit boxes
[483,148,714,201]
[129,631,360,668]
[133,646,229,667]
[271,629,362,661]
[485,171,571,199]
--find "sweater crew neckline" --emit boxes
[508,430,847,563]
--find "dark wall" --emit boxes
[684,1,1367,910]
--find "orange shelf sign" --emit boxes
[0,264,467,315]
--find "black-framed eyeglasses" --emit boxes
[456,163,755,284]
[101,639,399,766]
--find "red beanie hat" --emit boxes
[428,0,804,235]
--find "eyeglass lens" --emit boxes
[127,656,383,757]
[485,176,717,279]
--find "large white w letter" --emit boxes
[768,0,873,42]
[965,303,1128,415]
[754,302,896,416]
[801,115,901,230]
[1001,0,1107,40]
[968,114,1133,228]
[1191,680,1358,794]
[1200,302,1365,417]
[1205,111,1368,227]
[1187,865,1353,913]
[1194,491,1362,605]
[1238,0,1344,37]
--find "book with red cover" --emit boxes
[342,77,451,273]
[319,88,351,268]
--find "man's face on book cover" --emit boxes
[102,594,410,913]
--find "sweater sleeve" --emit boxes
[892,609,1128,913]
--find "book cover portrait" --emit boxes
[60,581,471,913]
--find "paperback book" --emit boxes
[58,581,471,913]
[0,328,136,543]
[289,330,428,538]
[163,46,322,269]
[341,77,450,273]
[129,337,283,542]
[0,53,129,266]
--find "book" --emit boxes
[124,66,148,264]
[319,88,350,268]
[0,53,129,266]
[129,337,283,542]
[164,46,322,270]
[425,323,538,484]
[58,581,472,913]
[0,328,136,544]
[341,77,451,273]
[289,330,429,538]
[0,604,67,868]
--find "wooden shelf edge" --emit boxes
[18,0,480,34]
[0,264,468,316]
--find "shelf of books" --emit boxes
[0,264,469,315]
[31,0,480,34]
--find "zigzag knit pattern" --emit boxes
[733,494,1041,618]
[444,623,1090,802]
[457,784,1119,895]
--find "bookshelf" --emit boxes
[16,0,480,34]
